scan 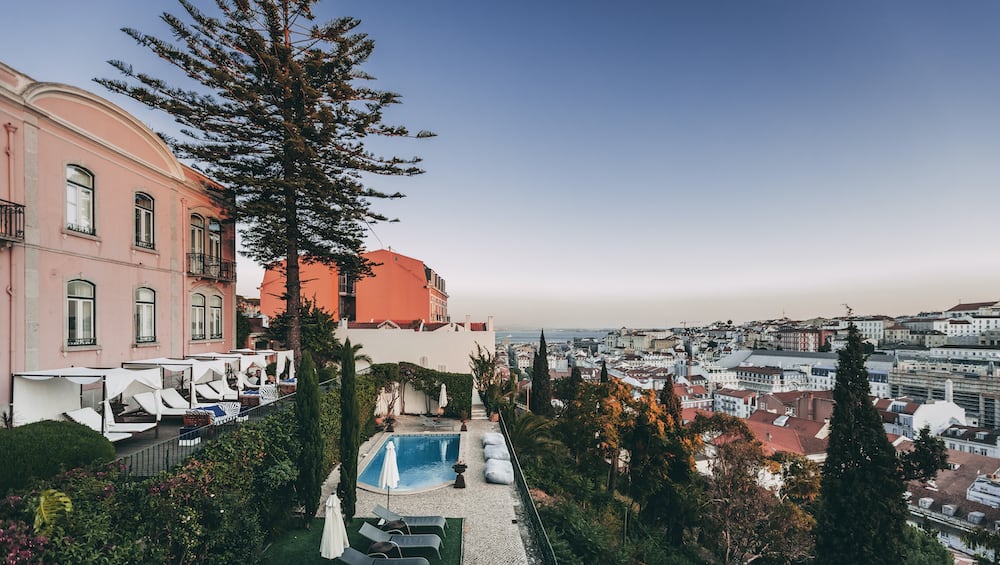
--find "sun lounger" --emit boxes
[418,414,452,430]
[160,387,212,409]
[359,522,441,559]
[373,504,447,538]
[194,383,224,402]
[65,408,134,443]
[337,547,430,565]
[133,391,188,419]
[207,379,238,400]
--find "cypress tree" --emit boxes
[658,374,683,428]
[816,324,907,564]
[529,331,552,416]
[98,1,432,361]
[567,365,583,401]
[294,351,322,525]
[600,360,609,384]
[338,338,360,520]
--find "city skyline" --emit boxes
[4,1,1000,328]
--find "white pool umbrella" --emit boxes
[319,493,348,560]
[379,441,400,511]
[438,383,448,409]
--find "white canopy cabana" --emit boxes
[122,358,227,408]
[191,352,268,389]
[12,367,162,427]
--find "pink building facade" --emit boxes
[0,62,236,413]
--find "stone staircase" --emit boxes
[471,387,488,420]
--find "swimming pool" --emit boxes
[359,434,461,493]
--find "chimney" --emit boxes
[488,316,494,332]
[465,314,472,330]
[766,432,772,443]
[946,379,954,404]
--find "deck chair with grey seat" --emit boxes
[160,388,213,410]
[336,547,429,565]
[418,414,451,431]
[359,522,441,560]
[133,391,188,419]
[373,505,447,538]
[65,408,133,443]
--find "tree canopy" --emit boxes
[99,0,433,358]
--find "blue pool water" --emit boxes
[359,434,461,492]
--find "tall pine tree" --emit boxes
[98,0,433,360]
[529,331,552,416]
[816,324,907,563]
[294,351,322,525]
[600,360,609,384]
[338,338,360,520]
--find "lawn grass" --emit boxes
[263,517,463,564]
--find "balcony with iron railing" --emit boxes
[0,198,25,243]
[187,253,235,282]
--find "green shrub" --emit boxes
[398,363,472,418]
[0,420,114,494]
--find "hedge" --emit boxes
[0,420,115,495]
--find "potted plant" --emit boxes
[459,410,468,432]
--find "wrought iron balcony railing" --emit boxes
[67,337,97,347]
[0,198,25,243]
[186,253,235,282]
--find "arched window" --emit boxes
[135,287,156,343]
[209,295,223,339]
[190,215,205,255]
[191,293,206,340]
[66,166,94,235]
[207,219,221,260]
[135,193,154,249]
[67,279,96,346]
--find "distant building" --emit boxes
[260,248,448,324]
[714,388,757,418]
[758,390,835,424]
[874,396,965,439]
[940,425,1000,458]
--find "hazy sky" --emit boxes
[4,1,1000,328]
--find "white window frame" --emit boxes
[191,293,206,340]
[209,295,223,339]
[66,165,94,235]
[135,192,154,249]
[67,279,96,346]
[135,287,156,343]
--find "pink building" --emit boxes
[0,62,236,413]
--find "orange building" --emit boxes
[259,249,448,323]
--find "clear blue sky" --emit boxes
[4,1,1000,328]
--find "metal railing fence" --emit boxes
[115,379,337,478]
[498,411,558,565]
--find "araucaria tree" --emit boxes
[99,0,433,360]
[816,324,908,563]
[294,351,322,525]
[529,331,552,416]
[338,338,360,520]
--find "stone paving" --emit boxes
[319,415,532,565]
